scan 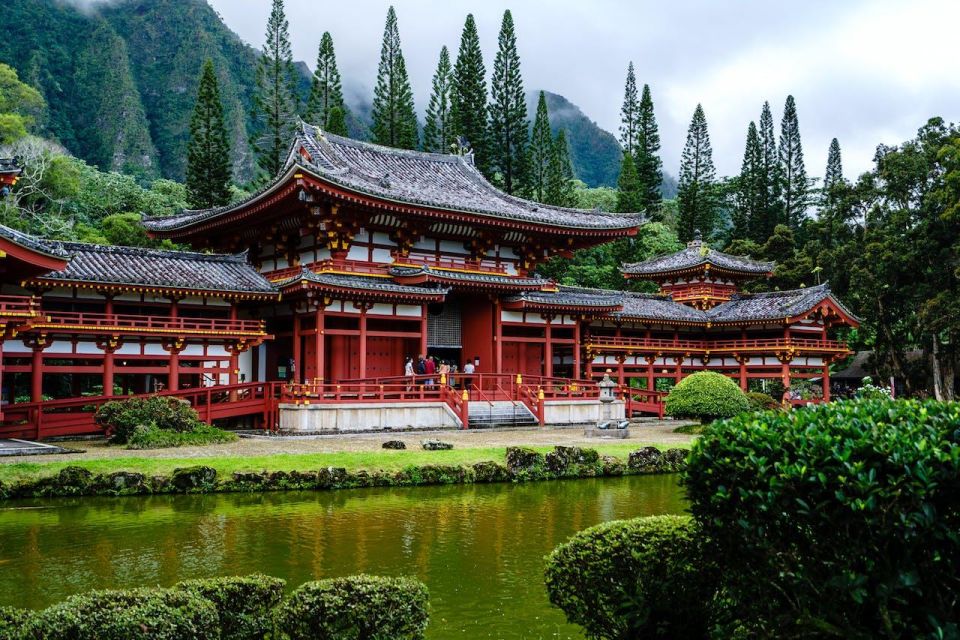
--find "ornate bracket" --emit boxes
[22,333,49,351]
[162,337,187,355]
[95,335,124,353]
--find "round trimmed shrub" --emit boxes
[274,574,429,640]
[665,371,750,423]
[745,391,778,412]
[18,587,218,639]
[96,396,203,444]
[685,398,960,638]
[544,515,715,639]
[175,574,285,640]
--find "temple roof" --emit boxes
[612,292,708,323]
[0,223,68,259]
[0,158,23,176]
[390,265,549,290]
[705,283,859,324]
[144,123,642,234]
[31,243,277,296]
[277,269,449,301]
[504,286,625,311]
[622,235,774,279]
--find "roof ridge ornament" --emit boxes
[688,228,703,249]
[379,172,392,189]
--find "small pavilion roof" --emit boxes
[705,283,860,325]
[622,233,774,280]
[29,243,277,298]
[390,265,549,291]
[144,123,642,235]
[277,269,449,302]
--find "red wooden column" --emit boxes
[822,363,831,402]
[572,317,581,379]
[544,315,553,378]
[738,355,748,391]
[419,305,428,357]
[29,338,46,402]
[358,304,368,378]
[646,357,655,392]
[315,305,325,382]
[228,302,239,386]
[102,295,116,396]
[165,339,184,391]
[292,310,301,383]
[494,299,503,374]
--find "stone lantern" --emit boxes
[586,369,629,438]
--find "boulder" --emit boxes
[317,467,349,489]
[662,448,689,470]
[628,446,663,471]
[231,471,268,486]
[100,471,147,494]
[421,439,453,451]
[505,446,545,477]
[170,466,217,492]
[472,461,510,483]
[57,466,93,492]
[415,464,470,484]
[545,446,600,475]
[600,455,626,476]
[382,440,406,450]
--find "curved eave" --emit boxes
[147,165,640,240]
[503,300,624,314]
[25,278,279,301]
[392,272,548,292]
[622,263,773,281]
[0,235,69,277]
[279,279,448,304]
[785,295,861,328]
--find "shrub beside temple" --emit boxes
[664,370,750,423]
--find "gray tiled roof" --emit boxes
[278,269,449,299]
[622,244,774,277]
[0,158,23,176]
[706,283,859,323]
[611,292,708,323]
[390,265,548,288]
[0,223,68,258]
[34,243,277,295]
[505,286,625,308]
[145,123,642,233]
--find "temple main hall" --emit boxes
[0,124,858,436]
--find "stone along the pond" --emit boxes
[0,476,685,639]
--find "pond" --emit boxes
[0,475,685,639]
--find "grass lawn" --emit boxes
[0,442,686,486]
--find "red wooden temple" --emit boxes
[0,126,857,437]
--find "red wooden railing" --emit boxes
[587,336,849,353]
[0,294,40,317]
[33,312,266,336]
[392,255,508,274]
[264,258,390,282]
[0,382,282,440]
[664,283,737,302]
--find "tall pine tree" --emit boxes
[754,101,781,241]
[528,91,552,203]
[734,121,763,241]
[635,83,662,211]
[545,129,576,207]
[619,62,639,155]
[305,32,347,136]
[778,94,811,230]
[250,0,299,178]
[488,10,529,194]
[450,14,489,173]
[676,104,718,242]
[822,137,843,198]
[422,46,454,153]
[186,59,232,209]
[616,151,643,213]
[370,6,418,149]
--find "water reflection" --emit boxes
[0,476,685,639]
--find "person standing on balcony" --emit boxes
[404,356,415,392]
[424,355,436,388]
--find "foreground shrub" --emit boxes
[744,391,778,412]
[127,423,238,449]
[684,398,960,638]
[544,515,714,639]
[275,574,429,640]
[18,587,218,639]
[0,606,33,636]
[664,371,750,423]
[175,574,285,640]
[97,396,203,444]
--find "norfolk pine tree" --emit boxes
[778,94,813,230]
[635,83,663,211]
[822,137,844,205]
[250,0,300,178]
[617,151,643,213]
[422,46,454,153]
[186,60,232,209]
[755,101,781,241]
[451,14,489,173]
[488,10,529,194]
[733,121,763,241]
[676,104,718,242]
[545,129,576,207]
[305,32,348,135]
[370,6,418,149]
[619,62,639,155]
[528,91,552,202]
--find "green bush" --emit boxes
[96,396,203,444]
[664,371,750,423]
[126,423,238,449]
[544,515,714,640]
[744,391,778,412]
[17,587,219,639]
[274,575,429,640]
[684,398,960,638]
[175,574,285,640]
[0,606,33,636]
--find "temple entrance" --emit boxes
[427,299,463,369]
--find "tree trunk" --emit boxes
[876,298,912,394]
[932,335,956,402]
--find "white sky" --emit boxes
[207,0,960,180]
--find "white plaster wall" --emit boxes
[279,402,462,432]
[543,400,625,425]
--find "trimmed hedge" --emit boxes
[544,515,714,639]
[274,575,429,640]
[96,396,202,444]
[16,587,219,639]
[664,371,750,423]
[174,574,285,640]
[0,606,34,637]
[744,391,778,412]
[684,398,960,638]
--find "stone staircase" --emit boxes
[468,400,539,429]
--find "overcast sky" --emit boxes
[207,0,958,180]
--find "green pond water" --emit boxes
[0,475,685,639]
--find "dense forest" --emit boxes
[0,0,957,398]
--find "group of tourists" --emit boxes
[404,354,476,389]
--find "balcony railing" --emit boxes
[586,336,850,353]
[663,284,737,301]
[265,258,391,282]
[0,294,41,317]
[32,311,267,337]
[392,254,509,274]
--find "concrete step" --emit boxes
[467,401,539,429]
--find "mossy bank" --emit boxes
[0,445,688,500]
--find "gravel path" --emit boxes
[0,420,696,465]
